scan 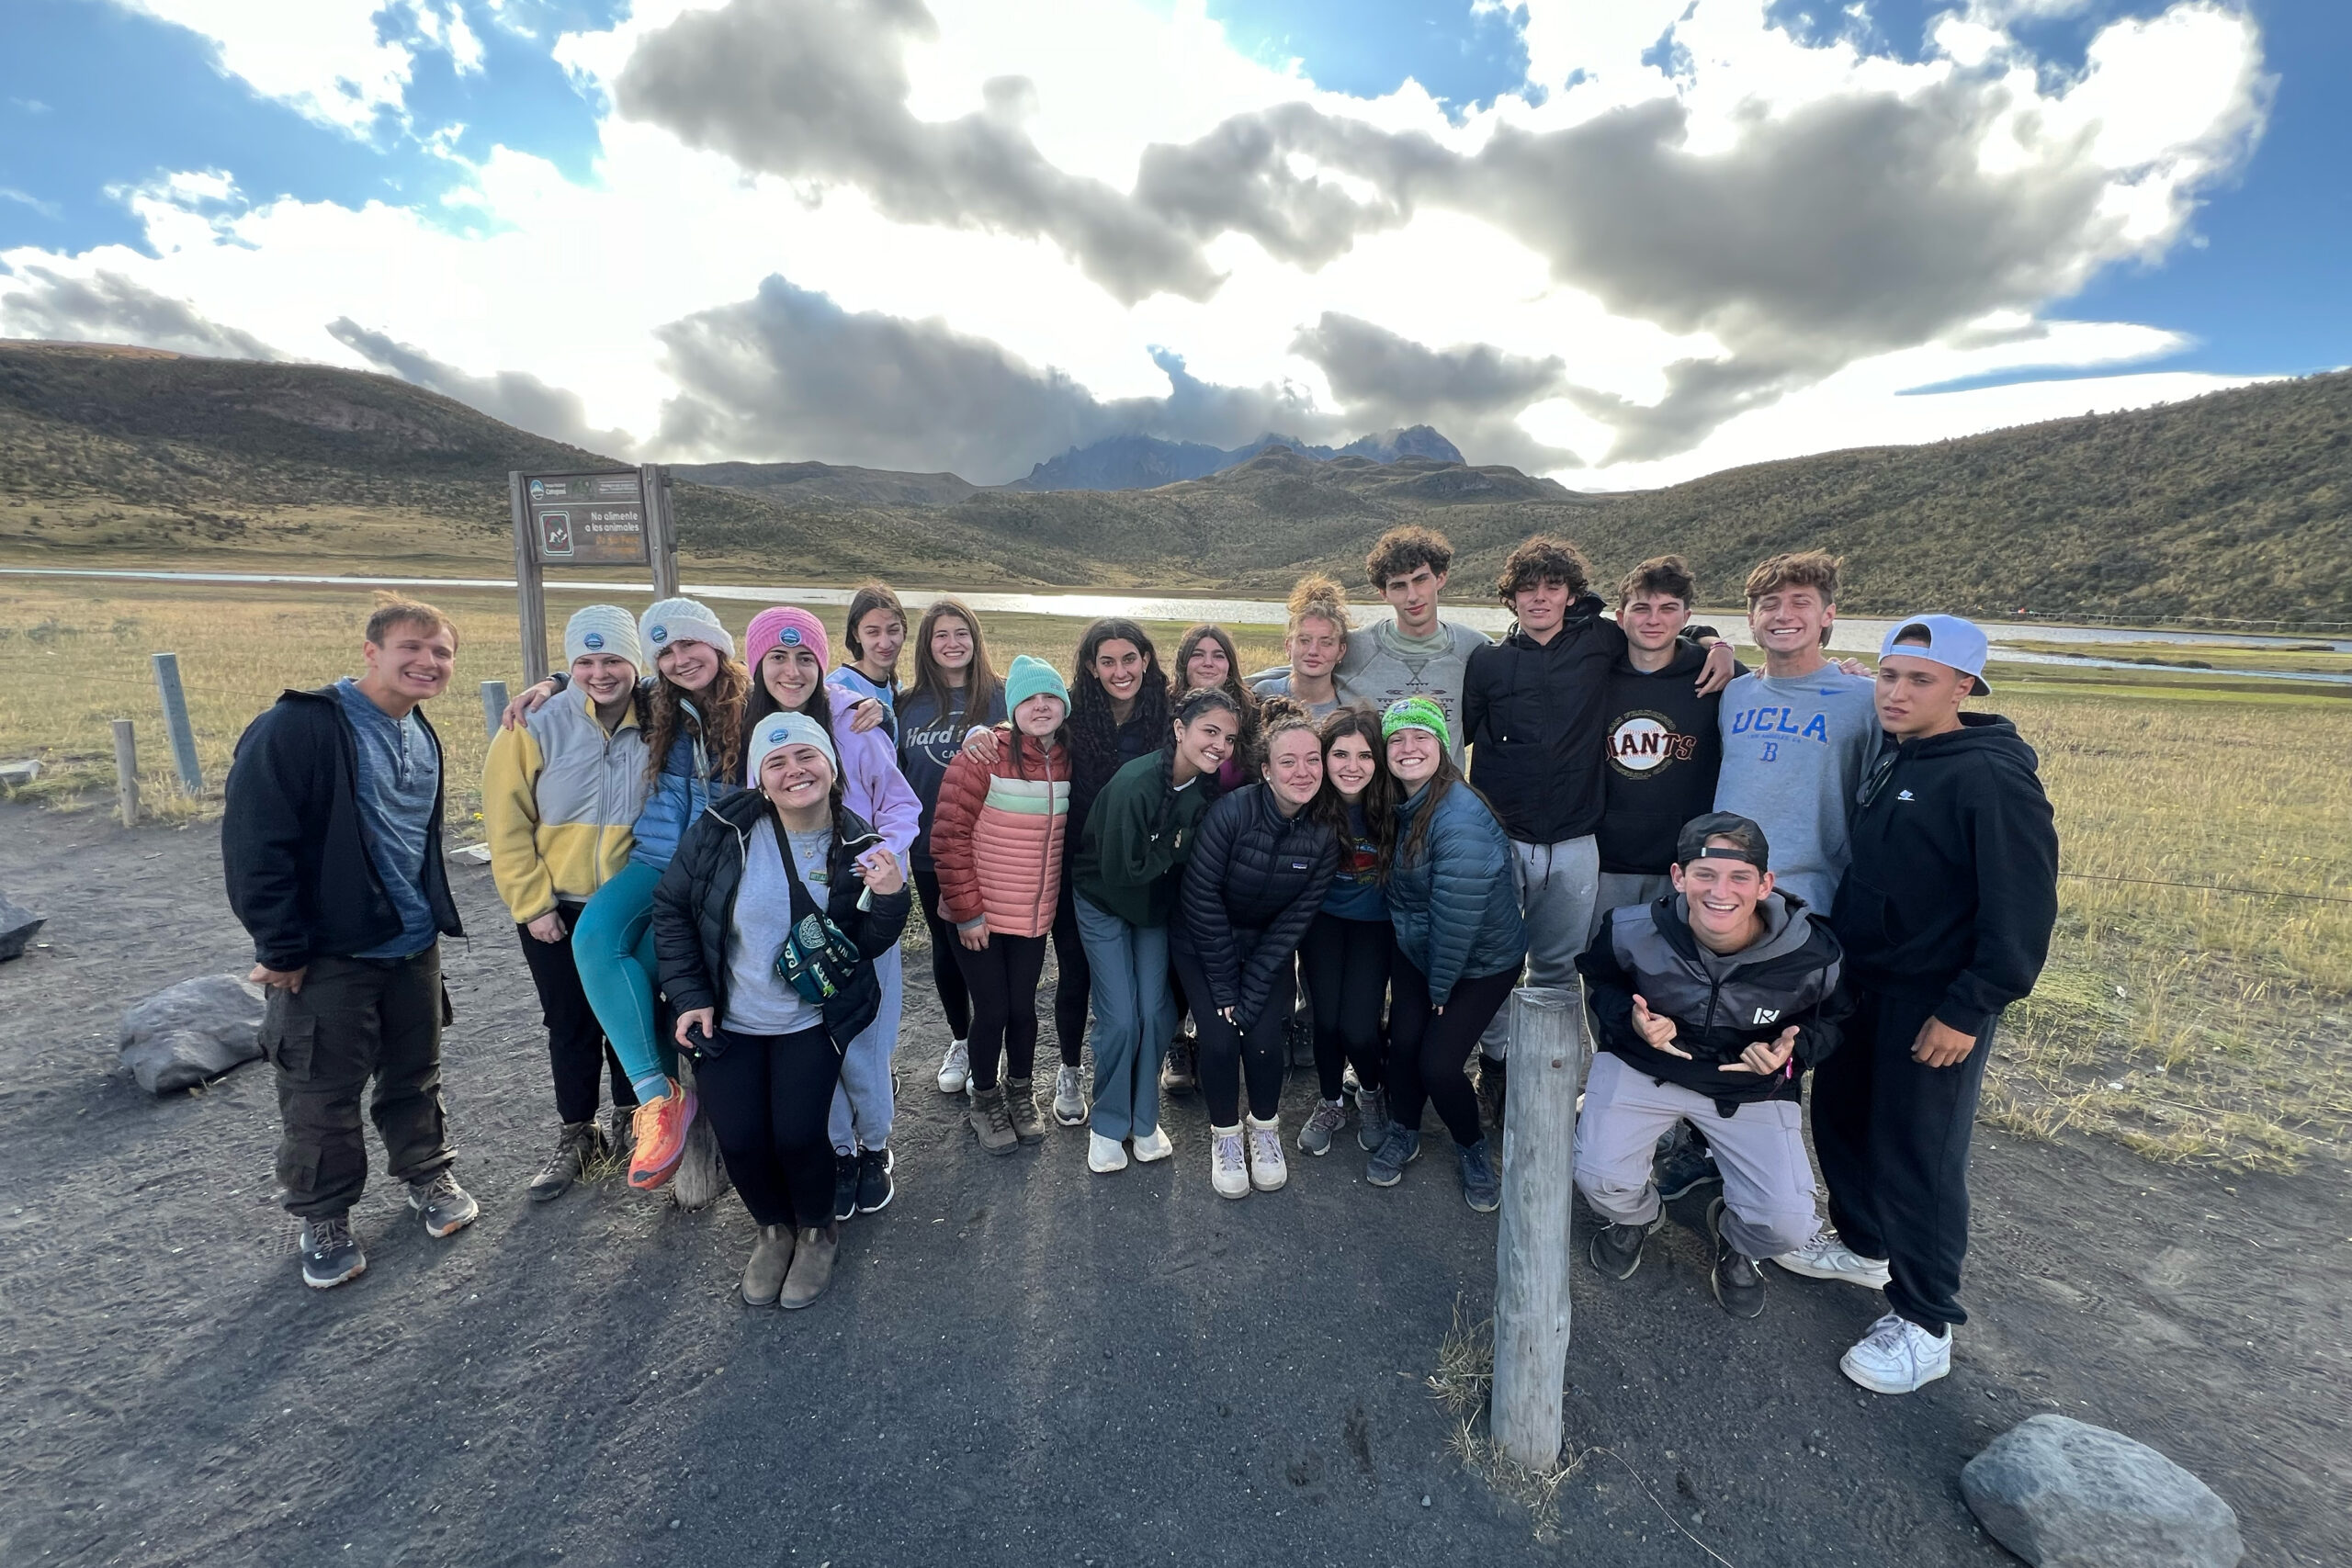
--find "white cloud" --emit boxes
[105,0,484,132]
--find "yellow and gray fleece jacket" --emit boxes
[481,691,650,922]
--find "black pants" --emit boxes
[1385,942,1516,1149]
[1173,947,1292,1125]
[954,931,1049,1091]
[515,912,639,1125]
[698,1026,842,1231]
[1051,878,1089,1067]
[1298,911,1389,1100]
[1811,988,1996,1332]
[911,856,974,1041]
[261,948,453,1218]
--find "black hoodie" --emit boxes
[1461,593,1626,844]
[1830,713,2059,1035]
[1595,637,1736,874]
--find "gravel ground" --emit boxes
[0,804,2343,1567]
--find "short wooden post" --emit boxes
[111,718,140,828]
[150,652,202,794]
[480,680,509,739]
[1491,985,1587,1470]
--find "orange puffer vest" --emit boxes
[932,726,1069,939]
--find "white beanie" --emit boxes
[639,596,735,661]
[564,604,644,669]
[745,711,838,785]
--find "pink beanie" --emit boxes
[745,605,831,671]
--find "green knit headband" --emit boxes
[1381,695,1451,750]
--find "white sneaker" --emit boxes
[935,1039,970,1095]
[1088,1131,1129,1173]
[1244,1114,1287,1191]
[1840,1312,1952,1394]
[1210,1124,1250,1199]
[1052,1065,1087,1126]
[1130,1125,1172,1163]
[1773,1229,1892,1290]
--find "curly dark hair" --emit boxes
[1365,525,1453,591]
[1069,617,1168,793]
[1495,535,1592,603]
[644,657,750,790]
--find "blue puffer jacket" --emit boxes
[628,726,740,873]
[1385,779,1527,1006]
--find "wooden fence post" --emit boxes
[481,681,509,739]
[1491,984,1587,1470]
[111,719,140,828]
[150,652,202,794]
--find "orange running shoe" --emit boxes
[628,1081,697,1191]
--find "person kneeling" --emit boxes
[1572,813,1846,1319]
[651,714,910,1311]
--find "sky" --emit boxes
[0,0,2342,489]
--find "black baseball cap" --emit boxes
[1676,812,1770,872]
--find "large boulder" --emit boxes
[1962,1415,2244,1568]
[0,889,42,961]
[119,975,268,1096]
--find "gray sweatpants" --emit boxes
[1573,1051,1817,1261]
[1590,872,1673,944]
[1480,835,1598,1062]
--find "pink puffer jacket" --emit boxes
[932,727,1068,938]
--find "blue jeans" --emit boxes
[828,944,903,1154]
[573,861,673,1099]
[1074,894,1172,1141]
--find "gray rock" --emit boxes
[0,889,42,961]
[1962,1414,2244,1568]
[119,975,268,1095]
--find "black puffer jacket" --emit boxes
[1176,784,1338,1030]
[651,789,912,1050]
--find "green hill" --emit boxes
[3,339,2346,623]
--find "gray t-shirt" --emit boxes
[1249,674,1340,721]
[721,818,833,1037]
[1712,669,1881,914]
[334,677,440,959]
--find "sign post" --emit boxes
[509,467,679,686]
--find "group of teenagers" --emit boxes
[220,523,2059,1397]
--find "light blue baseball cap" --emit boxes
[1880,614,1992,694]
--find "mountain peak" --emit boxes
[1012,425,1465,491]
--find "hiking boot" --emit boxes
[1005,1078,1046,1145]
[527,1122,597,1202]
[604,1102,636,1164]
[1161,1035,1197,1094]
[627,1080,696,1191]
[855,1145,895,1213]
[1051,1064,1087,1126]
[1210,1124,1250,1199]
[1475,1055,1507,1130]
[299,1213,366,1290]
[936,1038,970,1094]
[1708,1198,1769,1319]
[1286,1010,1315,1068]
[832,1154,860,1224]
[1297,1098,1348,1156]
[1589,1213,1664,1280]
[968,1083,1019,1156]
[1841,1312,1952,1394]
[741,1224,794,1306]
[1130,1124,1172,1163]
[1365,1126,1421,1188]
[1457,1137,1499,1213]
[1245,1114,1288,1191]
[1355,1083,1393,1152]
[1773,1229,1892,1291]
[779,1224,839,1310]
[1089,1131,1130,1173]
[1656,1133,1722,1202]
[407,1170,479,1238]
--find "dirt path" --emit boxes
[0,804,2342,1567]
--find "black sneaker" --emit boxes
[1708,1197,1769,1319]
[1475,1055,1507,1130]
[407,1170,479,1238]
[1657,1134,1723,1202]
[1457,1137,1499,1213]
[300,1213,366,1290]
[1161,1036,1197,1094]
[832,1154,860,1224]
[855,1145,895,1213]
[1286,1010,1315,1068]
[527,1122,596,1202]
[1588,1213,1663,1280]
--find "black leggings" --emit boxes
[515,914,639,1124]
[953,931,1050,1091]
[1051,878,1089,1067]
[911,856,973,1040]
[1384,942,1517,1148]
[1298,912,1389,1101]
[697,1026,841,1230]
[1173,947,1292,1125]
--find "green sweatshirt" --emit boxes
[1072,749,1214,928]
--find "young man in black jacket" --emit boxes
[1460,538,1733,1125]
[1576,813,1846,1318]
[1790,615,2058,1394]
[221,598,476,1291]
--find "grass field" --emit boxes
[3,578,2345,1171]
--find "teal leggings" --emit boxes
[575,861,674,1097]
